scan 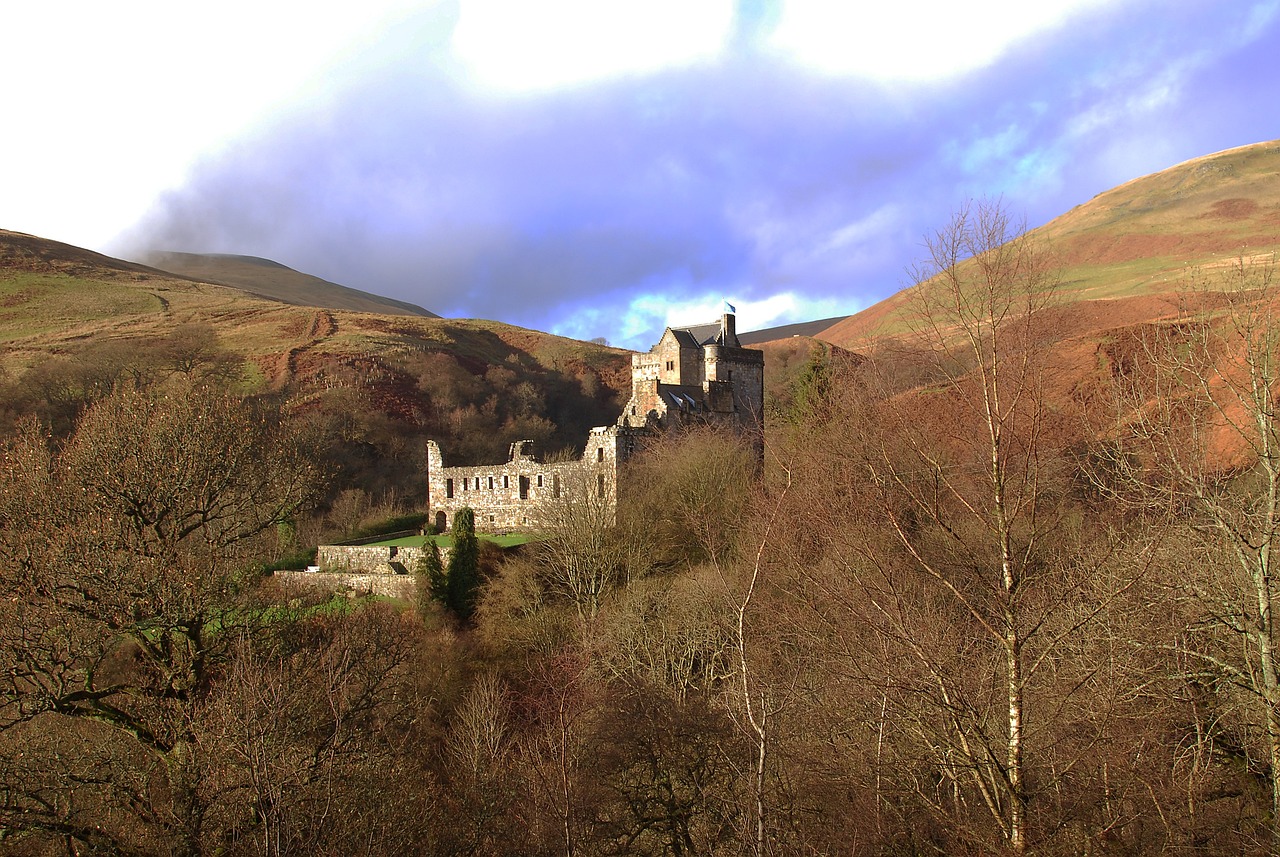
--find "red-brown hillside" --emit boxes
[817,140,1280,352]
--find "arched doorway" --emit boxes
[435,511,447,532]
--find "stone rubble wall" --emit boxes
[273,570,417,599]
[275,542,454,600]
[317,544,434,574]
[425,312,764,533]
[426,428,632,533]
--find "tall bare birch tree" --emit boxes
[1094,256,1280,853]
[863,200,1073,852]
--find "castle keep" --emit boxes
[426,312,764,533]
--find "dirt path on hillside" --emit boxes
[268,310,337,389]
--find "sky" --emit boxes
[4,0,1279,350]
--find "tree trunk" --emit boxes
[1006,628,1026,854]
[165,739,202,857]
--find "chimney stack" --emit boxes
[720,312,738,347]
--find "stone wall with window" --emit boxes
[425,426,640,534]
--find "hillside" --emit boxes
[12,143,1280,857]
[145,251,439,317]
[738,315,850,345]
[820,140,1280,349]
[0,229,632,502]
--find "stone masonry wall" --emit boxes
[425,312,763,533]
[316,544,449,573]
[426,427,638,533]
[273,570,417,599]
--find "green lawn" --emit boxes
[367,533,533,548]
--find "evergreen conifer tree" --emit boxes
[414,539,447,617]
[446,507,480,619]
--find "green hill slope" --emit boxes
[144,251,439,317]
[820,140,1280,348]
[1,229,632,501]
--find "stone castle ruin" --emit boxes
[426,311,764,533]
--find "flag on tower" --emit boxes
[724,301,736,314]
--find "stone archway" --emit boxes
[435,511,447,532]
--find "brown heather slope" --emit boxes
[0,229,632,472]
[803,141,1280,469]
[819,140,1280,350]
[0,229,627,388]
[145,251,439,318]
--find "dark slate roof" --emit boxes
[671,322,722,347]
[670,328,701,348]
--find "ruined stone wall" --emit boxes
[424,313,764,533]
[426,427,640,534]
[633,350,662,383]
[273,570,416,599]
[727,348,765,433]
[317,544,436,574]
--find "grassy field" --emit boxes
[366,533,533,549]
[816,141,1280,349]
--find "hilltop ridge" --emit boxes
[144,250,439,318]
[817,139,1280,349]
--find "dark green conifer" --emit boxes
[446,507,480,619]
[414,539,447,617]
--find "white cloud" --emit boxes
[1,0,424,249]
[818,205,907,256]
[556,290,857,351]
[729,200,908,286]
[767,0,1113,82]
[450,0,735,93]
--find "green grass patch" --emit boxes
[0,273,163,341]
[366,533,533,549]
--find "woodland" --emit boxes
[5,200,1280,856]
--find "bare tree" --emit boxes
[622,427,757,572]
[1093,255,1280,853]
[0,383,323,854]
[864,201,1061,852]
[533,462,637,622]
[731,463,791,857]
[777,201,1143,853]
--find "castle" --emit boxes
[426,311,764,533]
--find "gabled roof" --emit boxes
[670,322,722,347]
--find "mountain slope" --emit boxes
[738,315,850,345]
[1,230,617,385]
[821,140,1280,349]
[145,251,438,318]
[1,230,632,483]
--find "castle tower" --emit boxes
[618,310,764,456]
[424,310,764,533]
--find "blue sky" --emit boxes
[5,1,1279,349]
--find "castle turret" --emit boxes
[720,312,738,347]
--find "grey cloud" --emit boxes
[116,0,1280,342]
